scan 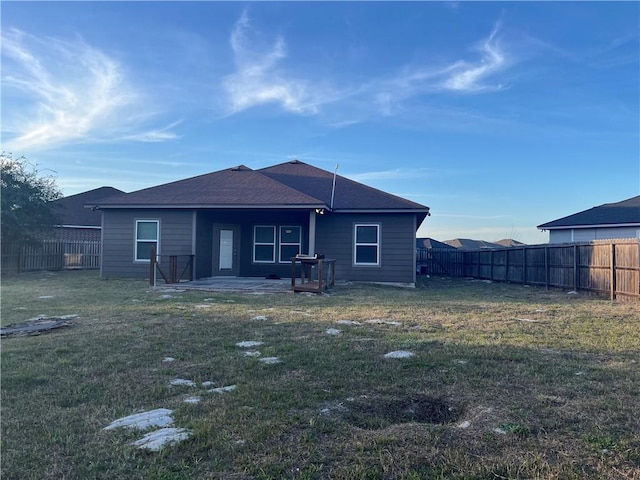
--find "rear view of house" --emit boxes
[89,160,430,285]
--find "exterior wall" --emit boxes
[102,209,194,278]
[102,208,419,284]
[315,212,417,284]
[549,226,639,244]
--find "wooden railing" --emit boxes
[149,247,194,286]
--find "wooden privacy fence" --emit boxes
[1,240,101,275]
[417,239,640,301]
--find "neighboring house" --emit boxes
[537,195,640,243]
[444,238,503,250]
[51,187,124,241]
[88,160,430,285]
[416,238,456,250]
[495,239,526,247]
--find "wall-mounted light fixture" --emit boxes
[315,208,325,215]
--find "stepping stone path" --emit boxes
[104,408,174,430]
[236,341,264,348]
[259,357,282,364]
[104,409,192,451]
[132,427,192,451]
[170,378,197,387]
[366,319,402,326]
[207,385,237,394]
[384,350,415,359]
[337,320,360,325]
[326,328,341,336]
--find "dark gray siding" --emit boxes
[195,212,213,278]
[195,210,310,279]
[102,209,193,278]
[102,208,418,283]
[315,213,417,284]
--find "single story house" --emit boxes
[416,238,456,250]
[89,160,430,285]
[52,186,124,241]
[444,238,503,250]
[537,195,640,243]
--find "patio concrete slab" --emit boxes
[157,277,292,293]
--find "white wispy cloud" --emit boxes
[1,28,178,152]
[442,23,507,92]
[347,167,436,182]
[222,10,342,115]
[122,121,183,143]
[374,21,508,108]
[219,13,510,122]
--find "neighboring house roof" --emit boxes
[444,238,503,250]
[416,237,456,249]
[52,186,124,227]
[89,160,430,218]
[537,195,640,230]
[495,238,526,247]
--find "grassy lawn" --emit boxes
[1,270,639,479]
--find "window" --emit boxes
[279,226,301,262]
[254,226,276,263]
[135,220,159,261]
[354,224,380,265]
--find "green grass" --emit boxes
[1,271,639,479]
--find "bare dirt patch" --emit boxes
[342,394,460,429]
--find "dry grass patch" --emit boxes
[1,271,639,479]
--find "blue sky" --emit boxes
[2,1,638,244]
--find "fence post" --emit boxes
[169,256,177,284]
[149,246,156,287]
[573,244,578,291]
[610,243,616,301]
[505,249,509,282]
[544,246,549,290]
[522,247,526,284]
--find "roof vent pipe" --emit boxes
[330,164,338,210]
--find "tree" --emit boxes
[1,152,62,245]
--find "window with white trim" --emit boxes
[354,224,380,265]
[254,226,276,263]
[279,226,301,262]
[135,220,159,262]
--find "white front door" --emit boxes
[219,229,234,270]
[213,224,240,276]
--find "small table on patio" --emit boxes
[291,256,336,293]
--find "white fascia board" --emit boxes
[542,223,640,230]
[334,209,430,214]
[57,225,101,229]
[94,204,327,210]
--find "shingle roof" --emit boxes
[537,195,640,229]
[444,238,503,250]
[259,160,428,211]
[91,165,325,208]
[52,186,124,226]
[416,237,456,249]
[91,160,430,215]
[495,239,526,247]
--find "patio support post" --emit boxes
[308,210,316,255]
